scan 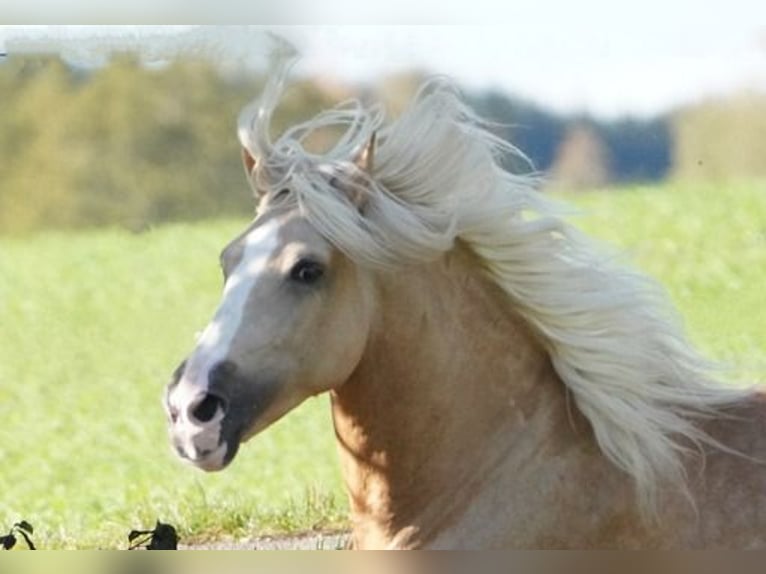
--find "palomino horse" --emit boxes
[164,69,766,548]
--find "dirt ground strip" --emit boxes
[181,531,351,550]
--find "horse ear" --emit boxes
[354,132,376,174]
[348,133,376,210]
[343,133,376,211]
[242,147,258,178]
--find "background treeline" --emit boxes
[1,56,764,234]
[471,89,766,190]
[0,55,337,234]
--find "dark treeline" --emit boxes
[0,56,763,234]
[470,90,672,186]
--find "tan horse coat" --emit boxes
[331,244,766,549]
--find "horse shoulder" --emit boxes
[685,391,766,547]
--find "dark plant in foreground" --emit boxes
[0,521,36,550]
[128,520,178,550]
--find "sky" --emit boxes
[2,6,764,118]
[280,21,765,117]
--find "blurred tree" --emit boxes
[0,54,683,234]
[0,57,80,232]
[63,55,255,230]
[470,90,566,173]
[375,71,429,117]
[673,92,766,182]
[548,122,612,190]
[598,117,671,182]
[470,90,671,184]
[0,55,337,234]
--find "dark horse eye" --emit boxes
[273,188,290,201]
[289,259,325,285]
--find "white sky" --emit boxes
[2,7,765,118]
[280,20,765,117]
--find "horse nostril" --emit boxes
[190,393,226,424]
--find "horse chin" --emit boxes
[238,400,292,444]
[187,439,241,472]
[193,393,297,470]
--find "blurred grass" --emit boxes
[0,220,347,549]
[568,180,766,377]
[0,180,764,548]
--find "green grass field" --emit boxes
[1,181,764,548]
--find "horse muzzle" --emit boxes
[170,430,240,472]
[164,359,277,471]
[165,389,239,472]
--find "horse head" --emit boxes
[164,137,378,471]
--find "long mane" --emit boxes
[238,67,752,512]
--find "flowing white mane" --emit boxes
[238,64,751,513]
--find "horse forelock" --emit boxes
[237,68,754,515]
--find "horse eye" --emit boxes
[273,188,290,201]
[289,259,325,285]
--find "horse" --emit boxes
[163,65,766,549]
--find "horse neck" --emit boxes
[330,243,581,548]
